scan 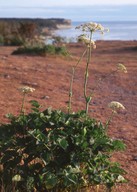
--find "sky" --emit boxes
[0,0,137,21]
[0,0,137,7]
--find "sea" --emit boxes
[55,21,137,41]
[0,5,137,41]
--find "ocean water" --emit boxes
[0,5,137,41]
[55,21,137,41]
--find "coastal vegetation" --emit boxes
[12,44,68,56]
[0,18,70,57]
[0,22,127,191]
[0,18,71,46]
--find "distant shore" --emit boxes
[0,18,72,38]
[0,18,71,29]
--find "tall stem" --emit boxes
[105,110,116,130]
[20,93,26,114]
[84,32,92,115]
[68,48,87,113]
[68,67,74,114]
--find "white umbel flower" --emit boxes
[12,174,22,182]
[108,101,125,112]
[19,86,35,94]
[76,22,109,34]
[78,35,96,49]
[116,175,125,183]
[117,63,127,73]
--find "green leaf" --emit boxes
[112,140,126,151]
[45,173,57,189]
[31,107,39,113]
[81,127,87,136]
[86,96,92,103]
[57,138,68,150]
[5,113,14,120]
[67,174,78,184]
[30,100,40,108]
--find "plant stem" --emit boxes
[68,67,74,114]
[20,93,26,114]
[96,185,100,192]
[68,48,87,113]
[105,110,116,129]
[84,32,92,115]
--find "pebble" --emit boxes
[41,96,50,99]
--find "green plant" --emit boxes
[0,35,4,45]
[52,35,66,45]
[73,23,109,114]
[68,23,127,115]
[0,22,127,192]
[0,21,41,46]
[10,37,23,46]
[0,100,126,191]
[12,44,68,56]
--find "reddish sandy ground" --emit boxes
[0,41,137,191]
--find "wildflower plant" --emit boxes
[68,22,109,114]
[0,22,127,192]
[105,101,126,129]
[68,22,127,115]
[19,86,35,114]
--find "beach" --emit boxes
[0,40,137,191]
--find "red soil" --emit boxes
[0,41,137,191]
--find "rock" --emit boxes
[41,95,50,99]
[2,56,8,60]
[22,82,38,87]
[132,156,137,161]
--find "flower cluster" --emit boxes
[78,35,96,48]
[76,22,109,34]
[116,175,125,183]
[117,63,127,73]
[12,174,22,182]
[108,101,125,112]
[19,86,35,94]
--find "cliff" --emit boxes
[0,18,71,30]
